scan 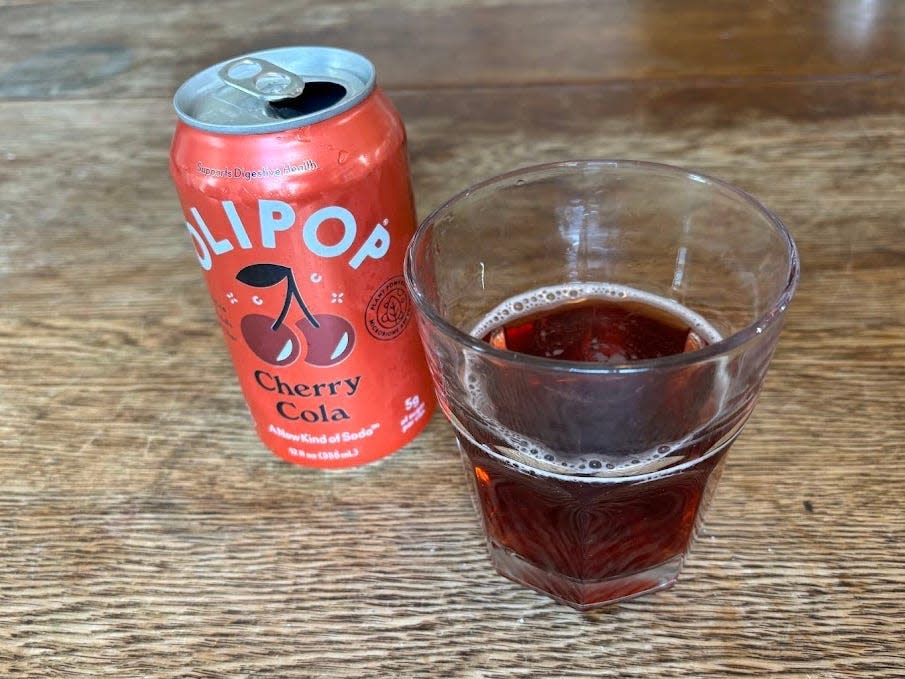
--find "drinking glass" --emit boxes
[405,160,799,609]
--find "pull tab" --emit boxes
[218,57,305,101]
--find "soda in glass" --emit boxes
[405,160,799,609]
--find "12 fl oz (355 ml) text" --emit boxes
[287,447,360,462]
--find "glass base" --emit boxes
[488,542,684,611]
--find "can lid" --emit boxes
[173,47,376,134]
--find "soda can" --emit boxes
[169,47,434,468]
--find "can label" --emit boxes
[170,90,434,467]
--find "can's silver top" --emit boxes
[173,47,376,135]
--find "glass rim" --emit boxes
[404,159,800,375]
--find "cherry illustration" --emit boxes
[240,313,301,366]
[236,263,356,367]
[296,313,355,366]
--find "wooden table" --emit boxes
[2,2,903,676]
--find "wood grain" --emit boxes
[1,1,904,677]
[2,0,905,99]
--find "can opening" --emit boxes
[268,81,349,119]
[175,48,376,133]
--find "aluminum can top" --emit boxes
[173,46,376,135]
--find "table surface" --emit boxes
[2,1,904,676]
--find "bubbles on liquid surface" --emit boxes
[471,281,722,348]
[464,281,724,479]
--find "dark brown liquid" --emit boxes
[481,297,706,362]
[463,438,728,606]
[457,292,743,607]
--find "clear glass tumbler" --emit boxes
[405,160,799,609]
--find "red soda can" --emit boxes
[169,47,434,468]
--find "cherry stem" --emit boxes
[271,290,293,331]
[270,272,319,330]
[291,283,319,328]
